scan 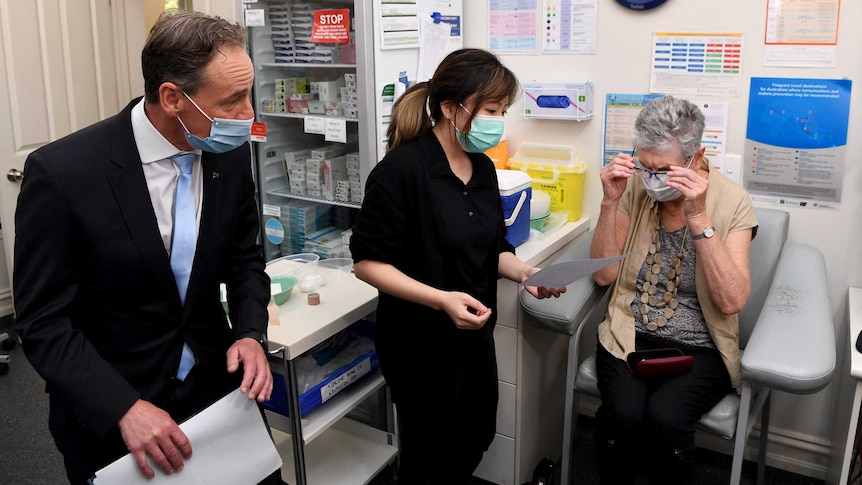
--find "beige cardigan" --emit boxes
[597,160,758,389]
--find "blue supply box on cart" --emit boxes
[264,319,379,418]
[496,169,532,247]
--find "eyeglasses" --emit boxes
[632,148,695,181]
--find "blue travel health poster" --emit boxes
[746,78,851,150]
[744,77,851,208]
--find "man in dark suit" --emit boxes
[13,11,276,484]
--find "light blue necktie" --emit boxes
[170,153,197,381]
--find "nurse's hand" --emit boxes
[441,291,492,330]
[521,267,566,299]
[524,284,566,299]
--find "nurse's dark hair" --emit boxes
[386,48,519,151]
[141,10,247,104]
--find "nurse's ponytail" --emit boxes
[387,82,432,151]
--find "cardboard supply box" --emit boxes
[322,156,348,201]
[317,79,346,102]
[310,144,349,160]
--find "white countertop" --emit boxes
[849,287,862,378]
[517,217,590,266]
[265,216,591,361]
[266,259,378,360]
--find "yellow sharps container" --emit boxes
[508,143,586,222]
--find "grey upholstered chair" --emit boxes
[520,207,835,485]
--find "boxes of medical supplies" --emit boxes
[508,143,586,222]
[496,169,532,247]
[265,319,380,418]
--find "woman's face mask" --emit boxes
[178,92,254,154]
[637,153,695,202]
[451,104,505,153]
[641,177,683,202]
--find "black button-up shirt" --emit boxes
[351,132,515,356]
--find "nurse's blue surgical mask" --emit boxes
[178,92,254,154]
[451,104,505,153]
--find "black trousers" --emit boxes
[594,333,732,485]
[50,365,283,485]
[379,333,498,485]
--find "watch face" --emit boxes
[615,0,668,10]
[704,227,715,238]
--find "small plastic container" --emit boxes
[530,212,550,231]
[281,253,320,264]
[293,258,354,292]
[530,190,551,219]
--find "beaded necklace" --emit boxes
[638,210,688,332]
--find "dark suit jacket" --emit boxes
[13,98,270,439]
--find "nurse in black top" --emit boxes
[350,49,566,485]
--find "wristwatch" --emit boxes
[691,226,716,240]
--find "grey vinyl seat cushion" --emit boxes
[573,353,741,439]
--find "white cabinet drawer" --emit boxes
[495,324,517,385]
[474,433,516,485]
[496,381,516,438]
[496,279,519,328]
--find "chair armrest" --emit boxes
[519,231,609,336]
[520,277,608,335]
[741,241,835,394]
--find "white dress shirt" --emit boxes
[130,98,203,256]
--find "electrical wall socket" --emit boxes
[720,153,743,186]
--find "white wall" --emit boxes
[464,0,861,478]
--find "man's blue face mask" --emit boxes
[177,91,254,154]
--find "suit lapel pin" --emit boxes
[212,171,219,179]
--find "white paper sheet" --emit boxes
[417,18,453,82]
[92,388,282,485]
[522,248,644,288]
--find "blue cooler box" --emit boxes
[496,169,532,247]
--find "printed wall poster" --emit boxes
[744,77,852,210]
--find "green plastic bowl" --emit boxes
[271,275,298,305]
[530,211,550,230]
[220,275,298,312]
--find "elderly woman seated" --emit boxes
[590,95,757,484]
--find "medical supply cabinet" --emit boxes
[247,0,376,263]
[245,2,387,483]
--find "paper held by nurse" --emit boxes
[522,249,644,288]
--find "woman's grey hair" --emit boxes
[632,96,705,161]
